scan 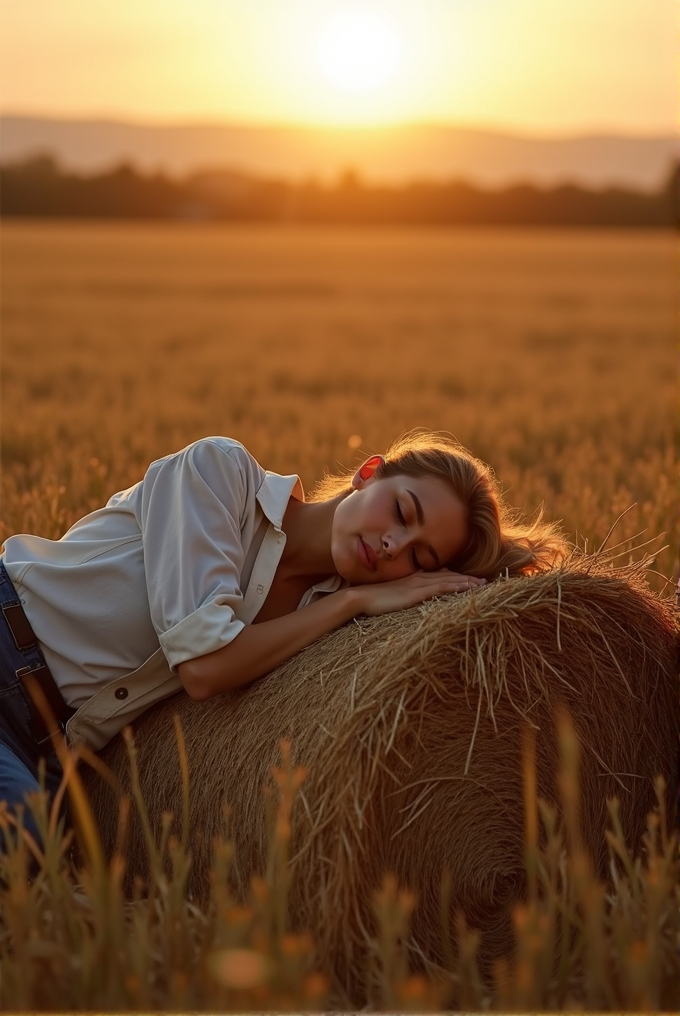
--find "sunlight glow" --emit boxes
[0,1,675,132]
[316,11,401,93]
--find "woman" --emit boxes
[0,430,565,842]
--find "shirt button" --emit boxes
[256,584,264,594]
[115,687,129,700]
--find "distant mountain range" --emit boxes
[1,116,677,188]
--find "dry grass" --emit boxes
[0,222,678,1010]
[0,706,678,1011]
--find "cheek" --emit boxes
[330,510,360,579]
[334,492,360,532]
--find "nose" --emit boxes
[381,532,409,559]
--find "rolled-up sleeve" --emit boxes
[135,439,253,669]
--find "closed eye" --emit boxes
[394,499,423,570]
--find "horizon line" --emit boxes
[1,109,677,142]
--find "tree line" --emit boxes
[1,155,677,227]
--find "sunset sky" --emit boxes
[0,0,676,134]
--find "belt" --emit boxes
[1,600,76,743]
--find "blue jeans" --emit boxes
[0,562,64,849]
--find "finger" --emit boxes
[415,579,482,601]
[446,572,487,585]
[415,573,487,588]
[444,575,487,593]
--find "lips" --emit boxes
[358,537,378,572]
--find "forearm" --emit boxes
[177,587,361,699]
[178,568,485,700]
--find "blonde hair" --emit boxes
[310,430,568,579]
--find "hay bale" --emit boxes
[82,560,678,1001]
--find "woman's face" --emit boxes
[331,471,469,584]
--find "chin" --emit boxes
[339,564,364,586]
[333,547,369,586]
[350,565,386,586]
[331,549,358,585]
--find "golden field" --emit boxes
[0,222,678,1010]
[1,222,677,583]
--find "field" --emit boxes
[0,222,678,1010]
[1,222,677,585]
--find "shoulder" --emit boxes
[187,436,261,470]
[157,435,260,469]
[144,437,266,501]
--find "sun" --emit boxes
[316,10,401,93]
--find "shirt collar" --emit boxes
[256,471,305,532]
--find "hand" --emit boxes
[351,570,487,618]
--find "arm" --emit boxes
[178,569,484,699]
[136,439,258,669]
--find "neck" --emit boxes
[279,493,346,581]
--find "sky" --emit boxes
[0,0,676,134]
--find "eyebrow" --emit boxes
[406,489,440,568]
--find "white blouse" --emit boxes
[2,437,342,750]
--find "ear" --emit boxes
[351,454,385,488]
